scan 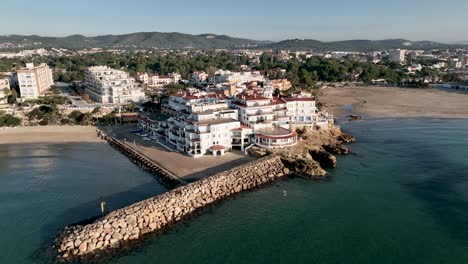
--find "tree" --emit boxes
[7,90,16,104]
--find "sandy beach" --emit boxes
[320,86,468,119]
[0,126,103,144]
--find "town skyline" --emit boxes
[2,0,468,43]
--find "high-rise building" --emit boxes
[460,55,468,67]
[85,66,145,104]
[17,63,53,99]
[388,49,406,64]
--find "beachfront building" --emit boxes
[138,87,333,157]
[388,49,406,64]
[0,78,10,107]
[17,63,53,99]
[162,91,247,157]
[85,66,145,104]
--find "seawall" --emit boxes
[55,155,287,261]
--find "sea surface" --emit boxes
[1,119,468,264]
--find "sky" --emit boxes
[1,0,467,42]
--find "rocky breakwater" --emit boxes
[55,155,287,262]
[249,126,355,179]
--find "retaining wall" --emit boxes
[56,155,287,260]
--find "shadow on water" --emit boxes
[400,145,468,245]
[29,182,167,263]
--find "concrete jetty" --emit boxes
[97,129,185,188]
[55,155,288,261]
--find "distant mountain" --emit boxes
[267,38,462,51]
[0,32,271,50]
[0,32,465,51]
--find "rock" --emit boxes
[337,133,356,143]
[309,149,336,169]
[78,242,87,253]
[281,157,327,179]
[323,144,349,155]
[247,146,269,158]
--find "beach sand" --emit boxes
[320,86,468,119]
[0,126,103,144]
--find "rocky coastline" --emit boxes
[54,126,354,262]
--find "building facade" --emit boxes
[85,66,145,104]
[388,49,406,64]
[17,63,53,99]
[0,78,10,106]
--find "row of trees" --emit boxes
[0,50,461,93]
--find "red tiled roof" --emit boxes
[210,145,225,151]
[235,93,269,101]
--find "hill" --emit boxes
[0,32,464,51]
[0,32,270,50]
[268,38,462,51]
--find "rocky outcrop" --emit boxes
[281,157,327,179]
[55,155,286,261]
[308,149,337,169]
[337,133,356,143]
[247,145,270,158]
[323,143,350,155]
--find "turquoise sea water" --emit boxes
[1,119,468,263]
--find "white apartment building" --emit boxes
[0,78,10,106]
[209,70,266,85]
[388,49,406,64]
[230,87,320,130]
[139,87,332,157]
[17,63,53,99]
[162,92,245,157]
[191,71,209,84]
[136,72,181,88]
[85,66,145,104]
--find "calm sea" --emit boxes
[1,119,468,264]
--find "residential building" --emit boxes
[191,71,209,85]
[17,63,53,99]
[0,78,10,107]
[148,73,181,88]
[138,87,332,157]
[460,55,468,67]
[388,49,406,64]
[162,92,245,157]
[209,70,266,85]
[136,72,149,84]
[85,66,145,104]
[270,79,292,91]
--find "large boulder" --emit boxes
[337,134,356,143]
[309,149,337,169]
[280,157,327,179]
[247,145,269,158]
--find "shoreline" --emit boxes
[320,86,468,120]
[0,126,103,145]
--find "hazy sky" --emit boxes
[2,0,467,42]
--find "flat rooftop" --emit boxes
[256,126,292,136]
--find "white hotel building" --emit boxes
[85,66,145,104]
[17,63,53,99]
